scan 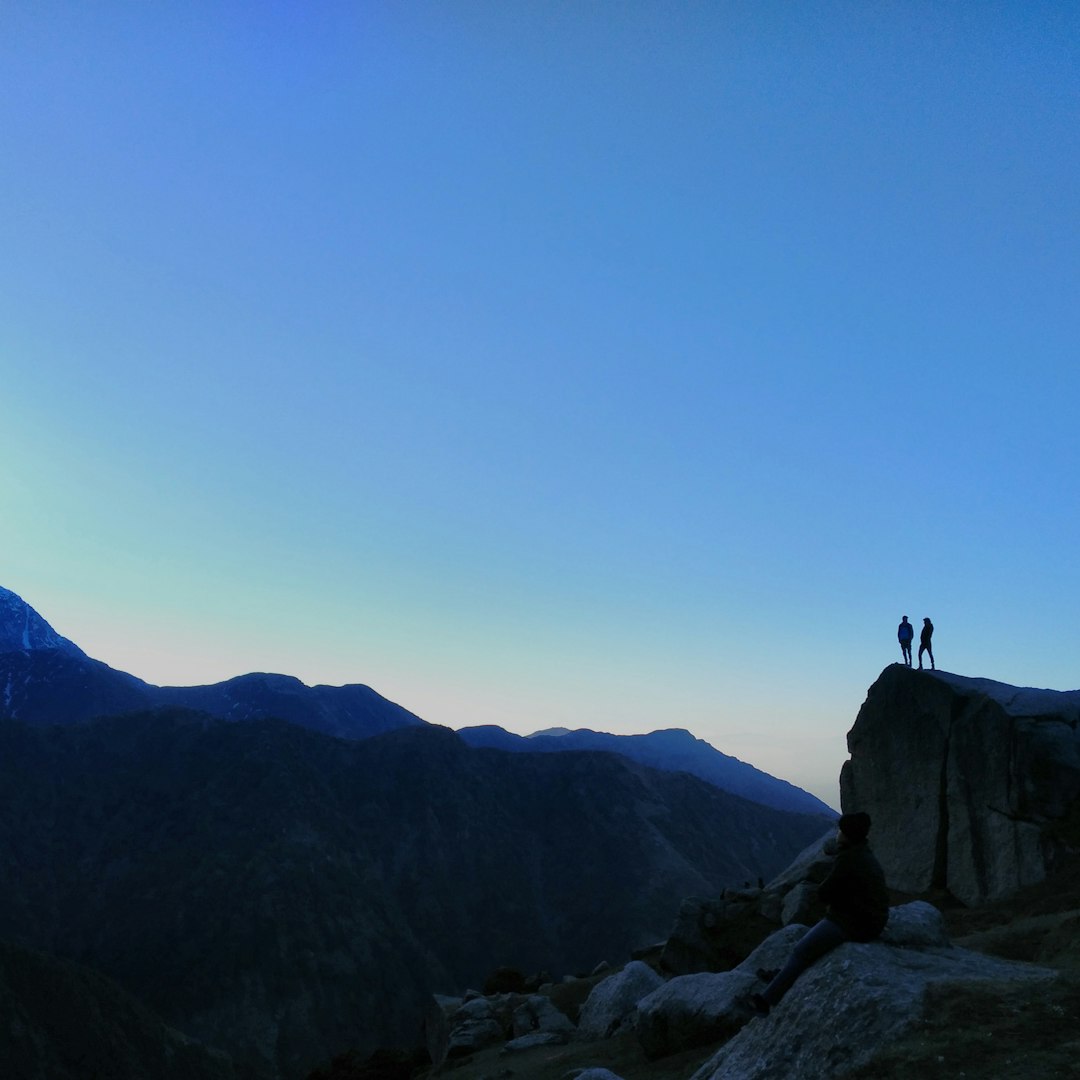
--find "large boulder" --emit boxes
[690,910,1053,1079]
[634,925,807,1057]
[578,961,663,1040]
[840,666,1080,904]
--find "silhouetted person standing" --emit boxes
[897,616,913,666]
[919,618,935,670]
[749,812,889,1015]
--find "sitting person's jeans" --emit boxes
[761,917,849,1005]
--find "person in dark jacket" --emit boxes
[897,616,914,666]
[750,811,889,1015]
[918,618,935,670]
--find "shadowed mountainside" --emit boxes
[0,939,240,1080]
[0,710,829,1080]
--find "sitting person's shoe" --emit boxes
[748,993,771,1017]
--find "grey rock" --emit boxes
[660,895,757,974]
[454,996,496,1022]
[501,1031,568,1054]
[690,924,1053,1079]
[633,927,813,1058]
[447,1018,505,1056]
[512,995,576,1038]
[572,1071,627,1080]
[840,667,1080,904]
[634,969,758,1058]
[733,923,813,977]
[880,901,950,948]
[578,961,663,1040]
[758,833,836,923]
[780,882,819,926]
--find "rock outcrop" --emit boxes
[689,904,1052,1080]
[840,666,1080,904]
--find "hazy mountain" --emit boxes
[459,725,835,816]
[0,709,830,1079]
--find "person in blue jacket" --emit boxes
[897,616,914,666]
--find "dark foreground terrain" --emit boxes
[312,857,1080,1080]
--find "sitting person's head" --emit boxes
[837,811,871,847]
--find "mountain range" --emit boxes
[0,585,832,816]
[0,585,833,1078]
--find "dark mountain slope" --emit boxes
[0,939,238,1080]
[458,724,835,816]
[0,711,828,1079]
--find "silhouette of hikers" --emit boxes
[749,812,889,1016]
[919,618,935,670]
[897,616,914,666]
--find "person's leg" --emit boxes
[759,918,849,1006]
[929,646,934,669]
[918,644,925,669]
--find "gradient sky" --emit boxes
[3,3,1078,809]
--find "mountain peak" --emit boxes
[0,586,86,657]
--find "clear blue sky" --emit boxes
[3,3,1078,808]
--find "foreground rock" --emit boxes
[841,666,1080,905]
[689,905,1053,1080]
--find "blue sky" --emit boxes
[3,2,1078,808]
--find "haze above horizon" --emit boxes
[3,3,1078,810]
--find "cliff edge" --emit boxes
[840,665,1080,904]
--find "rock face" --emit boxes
[840,665,1080,905]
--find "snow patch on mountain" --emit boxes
[0,587,87,658]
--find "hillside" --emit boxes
[0,939,239,1080]
[0,709,829,1079]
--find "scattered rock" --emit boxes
[512,995,575,1038]
[578,960,664,1040]
[779,881,820,926]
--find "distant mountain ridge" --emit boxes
[0,587,424,740]
[459,725,835,817]
[0,585,831,815]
